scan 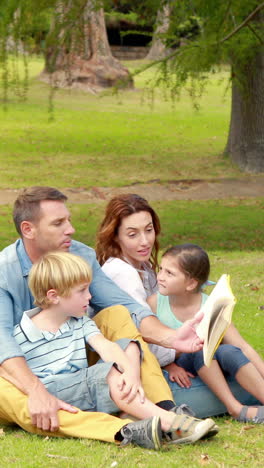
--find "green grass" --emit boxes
[0,202,263,466]
[0,57,264,467]
[2,198,263,352]
[0,56,243,188]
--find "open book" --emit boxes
[196,274,236,367]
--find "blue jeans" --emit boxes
[176,344,250,376]
[163,344,259,418]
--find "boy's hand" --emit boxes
[117,372,145,404]
[164,363,195,388]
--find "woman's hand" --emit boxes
[164,363,195,388]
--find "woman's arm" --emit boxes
[146,294,158,314]
[223,323,264,377]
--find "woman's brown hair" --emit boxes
[96,194,161,271]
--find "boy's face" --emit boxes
[59,282,91,318]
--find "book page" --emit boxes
[196,274,236,367]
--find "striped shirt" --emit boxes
[13,308,101,381]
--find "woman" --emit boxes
[96,193,260,418]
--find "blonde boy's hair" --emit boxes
[29,251,92,308]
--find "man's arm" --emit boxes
[139,313,204,353]
[0,287,77,432]
[74,243,204,352]
[0,357,78,432]
[90,253,204,352]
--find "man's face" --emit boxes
[31,200,75,255]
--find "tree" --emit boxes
[1,1,264,172]
[145,0,264,173]
[146,3,172,60]
[0,0,132,93]
[40,0,132,91]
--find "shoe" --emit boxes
[120,416,162,450]
[200,423,219,440]
[170,403,196,417]
[170,405,219,439]
[163,414,218,445]
[236,406,264,424]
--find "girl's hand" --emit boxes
[164,363,195,388]
[117,372,145,404]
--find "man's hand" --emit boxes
[117,371,145,404]
[164,363,195,388]
[28,385,78,432]
[170,312,204,353]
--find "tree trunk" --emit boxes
[146,3,172,60]
[40,0,133,92]
[225,50,264,173]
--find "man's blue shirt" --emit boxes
[0,238,153,364]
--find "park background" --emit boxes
[0,1,263,466]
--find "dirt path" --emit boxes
[0,176,263,204]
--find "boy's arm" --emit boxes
[89,334,144,403]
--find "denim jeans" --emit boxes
[176,344,250,376]
[163,344,259,418]
[164,373,259,418]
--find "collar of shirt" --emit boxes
[16,239,33,277]
[20,307,76,342]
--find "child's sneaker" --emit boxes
[164,414,218,445]
[120,416,162,450]
[171,403,196,417]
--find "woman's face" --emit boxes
[116,211,156,269]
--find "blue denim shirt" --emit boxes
[0,239,153,364]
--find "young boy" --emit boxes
[13,251,217,448]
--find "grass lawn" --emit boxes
[0,57,263,467]
[0,56,243,188]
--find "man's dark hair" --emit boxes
[13,186,67,236]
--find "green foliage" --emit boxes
[0,52,263,467]
[137,0,264,102]
[105,10,140,25]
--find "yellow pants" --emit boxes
[0,306,173,443]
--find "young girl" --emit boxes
[147,244,264,424]
[96,193,261,419]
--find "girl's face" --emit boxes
[116,211,155,269]
[157,255,194,296]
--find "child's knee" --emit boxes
[215,344,249,375]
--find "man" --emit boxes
[0,186,214,444]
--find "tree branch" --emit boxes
[247,23,264,45]
[220,1,264,44]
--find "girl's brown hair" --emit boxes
[96,194,161,271]
[163,244,210,292]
